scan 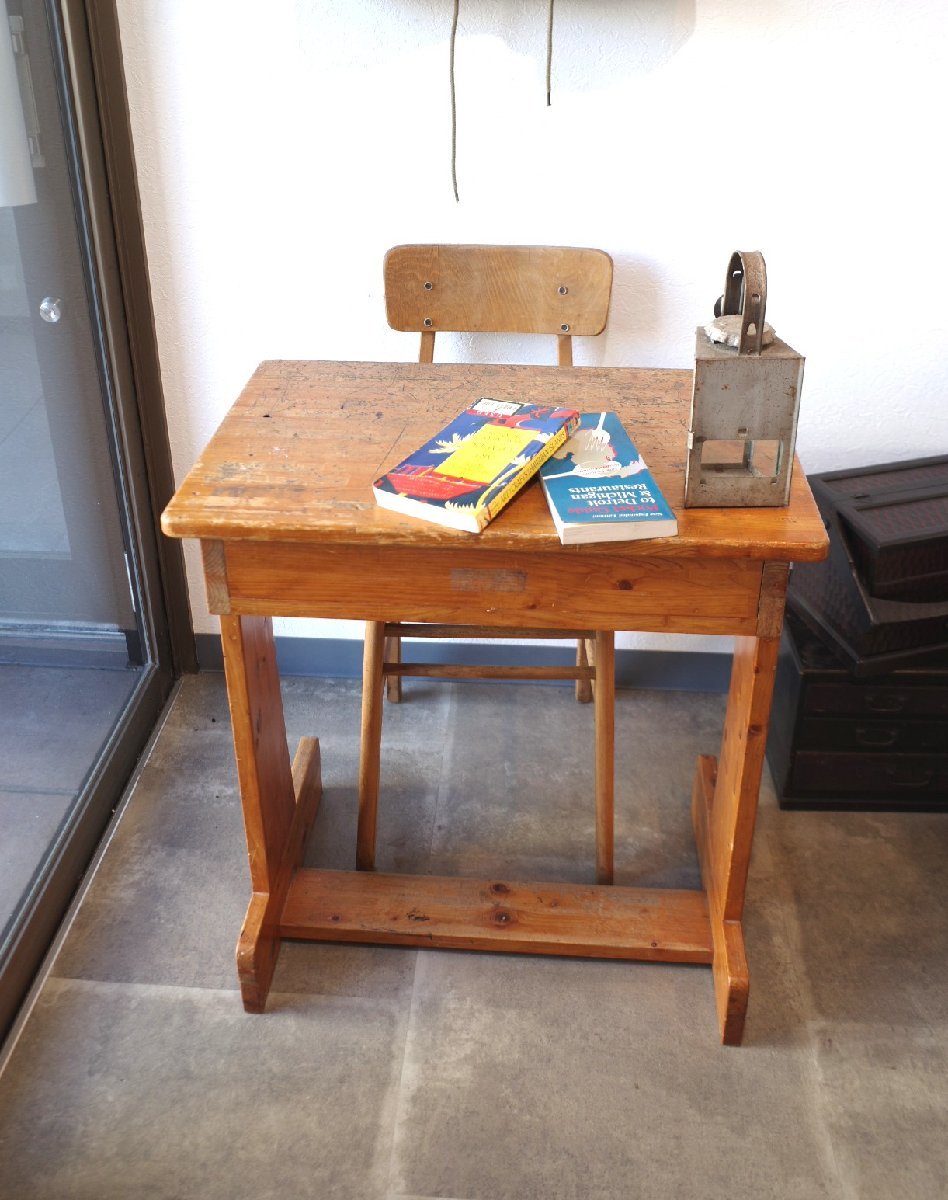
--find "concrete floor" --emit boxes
[0,672,945,1199]
[0,663,141,940]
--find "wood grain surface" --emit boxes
[384,244,612,336]
[214,538,765,630]
[161,360,828,562]
[280,869,713,962]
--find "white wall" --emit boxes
[116,0,948,648]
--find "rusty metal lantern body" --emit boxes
[684,251,804,508]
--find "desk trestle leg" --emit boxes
[692,633,781,1045]
[220,615,322,1012]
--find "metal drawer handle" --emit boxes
[855,725,898,748]
[864,692,907,713]
[883,766,934,789]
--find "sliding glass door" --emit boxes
[0,0,179,1039]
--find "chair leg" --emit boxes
[385,635,402,702]
[575,638,593,703]
[594,630,615,884]
[357,621,386,870]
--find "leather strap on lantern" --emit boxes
[717,251,767,356]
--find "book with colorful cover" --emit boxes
[539,411,678,544]
[373,398,580,532]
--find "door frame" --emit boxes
[0,0,193,1042]
[67,0,194,675]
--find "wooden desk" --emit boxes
[162,360,828,1045]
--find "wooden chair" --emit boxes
[358,244,616,882]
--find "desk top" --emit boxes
[161,360,828,562]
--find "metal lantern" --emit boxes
[684,250,804,507]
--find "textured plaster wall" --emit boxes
[116,0,948,647]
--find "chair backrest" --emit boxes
[384,244,613,366]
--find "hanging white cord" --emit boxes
[450,0,460,201]
[546,0,554,105]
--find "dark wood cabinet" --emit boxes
[767,613,948,810]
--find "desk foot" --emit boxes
[237,893,274,1013]
[713,919,749,1047]
[692,754,750,1046]
[237,736,322,1013]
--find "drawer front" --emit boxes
[789,751,948,799]
[797,717,947,754]
[216,541,763,634]
[802,681,948,718]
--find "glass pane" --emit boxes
[0,211,69,555]
[0,3,148,945]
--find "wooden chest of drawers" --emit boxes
[767,612,948,810]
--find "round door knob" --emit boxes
[39,297,63,323]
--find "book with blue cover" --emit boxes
[539,411,678,544]
[373,398,580,532]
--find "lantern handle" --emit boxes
[715,250,767,356]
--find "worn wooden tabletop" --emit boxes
[161,359,827,562]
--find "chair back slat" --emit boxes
[384,245,613,359]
